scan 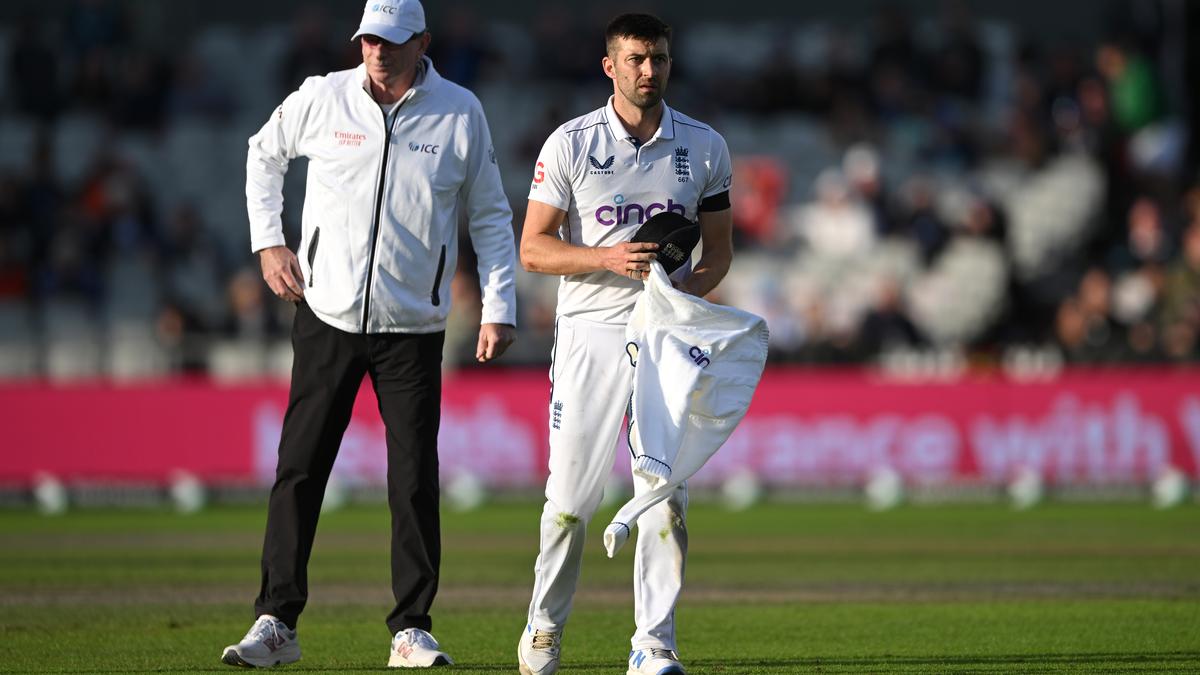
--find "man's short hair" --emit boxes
[605,13,672,56]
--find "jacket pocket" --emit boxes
[306,227,321,288]
[430,244,447,306]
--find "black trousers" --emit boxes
[255,301,445,635]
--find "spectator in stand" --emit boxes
[37,211,104,306]
[168,54,236,123]
[75,149,158,258]
[1107,197,1174,274]
[896,175,947,263]
[0,174,31,300]
[793,168,875,261]
[730,157,787,248]
[843,144,892,236]
[20,134,62,289]
[906,193,1008,347]
[1095,40,1163,133]
[857,276,923,357]
[8,14,61,122]
[531,7,594,84]
[281,5,340,94]
[108,49,173,131]
[930,0,984,102]
[160,202,228,332]
[1056,267,1124,363]
[1160,220,1200,361]
[73,48,115,116]
[427,7,491,89]
[223,266,284,342]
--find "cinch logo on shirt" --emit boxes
[595,194,685,226]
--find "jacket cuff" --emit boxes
[250,230,287,254]
[480,303,516,327]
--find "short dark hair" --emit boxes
[605,13,672,56]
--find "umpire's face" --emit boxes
[604,36,671,111]
[361,31,431,85]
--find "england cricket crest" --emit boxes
[673,146,690,182]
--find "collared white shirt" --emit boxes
[528,97,732,324]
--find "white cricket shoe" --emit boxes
[220,614,300,668]
[388,628,453,668]
[517,624,561,675]
[627,647,686,675]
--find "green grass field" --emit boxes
[1,501,1198,673]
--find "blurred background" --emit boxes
[1,0,1198,508]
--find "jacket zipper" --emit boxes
[361,102,403,333]
[306,227,320,288]
[430,244,446,306]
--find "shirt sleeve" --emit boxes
[700,131,733,201]
[462,101,518,327]
[526,129,572,211]
[246,82,313,253]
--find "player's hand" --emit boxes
[259,246,306,303]
[600,241,658,281]
[477,323,516,362]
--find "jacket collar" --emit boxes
[604,95,675,145]
[356,56,439,101]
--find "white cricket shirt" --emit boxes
[528,97,732,324]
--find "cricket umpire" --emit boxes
[222,0,517,668]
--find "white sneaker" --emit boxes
[517,624,561,675]
[627,647,686,675]
[388,628,453,668]
[220,614,300,668]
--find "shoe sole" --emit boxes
[520,660,557,675]
[387,654,451,668]
[626,668,685,675]
[221,646,300,668]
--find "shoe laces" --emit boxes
[246,616,288,643]
[648,648,677,661]
[398,628,439,649]
[530,630,560,651]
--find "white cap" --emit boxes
[351,0,426,45]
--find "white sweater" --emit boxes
[605,263,769,556]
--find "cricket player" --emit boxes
[516,13,733,675]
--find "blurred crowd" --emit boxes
[0,0,1197,380]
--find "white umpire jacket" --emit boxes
[247,58,516,334]
[605,262,769,556]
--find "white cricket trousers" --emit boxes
[527,314,688,650]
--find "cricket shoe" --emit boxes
[627,647,686,675]
[517,624,561,675]
[388,628,453,668]
[220,614,300,667]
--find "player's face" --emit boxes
[604,36,671,110]
[361,32,430,84]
